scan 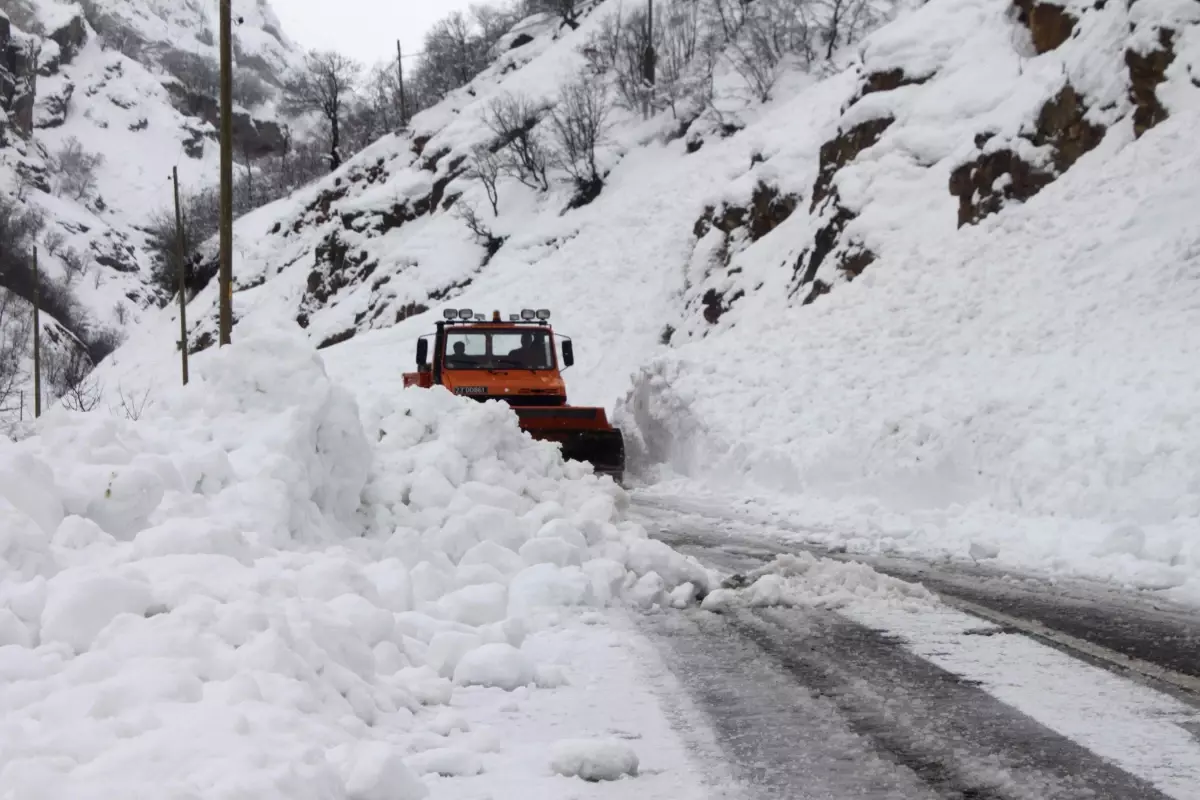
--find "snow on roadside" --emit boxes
[700,552,938,614]
[0,321,719,798]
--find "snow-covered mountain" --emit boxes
[0,0,305,414]
[84,0,1200,601]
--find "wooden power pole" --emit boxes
[172,166,189,385]
[218,0,234,346]
[396,40,409,128]
[32,246,41,418]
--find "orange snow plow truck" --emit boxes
[403,308,625,483]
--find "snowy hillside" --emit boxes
[0,0,305,421]
[94,0,1200,602]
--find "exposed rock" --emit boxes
[791,199,857,297]
[1012,0,1076,54]
[862,67,930,97]
[509,33,534,50]
[949,149,1053,227]
[181,124,206,158]
[949,84,1104,226]
[317,328,356,349]
[1034,84,1105,171]
[36,79,73,128]
[1,18,38,139]
[701,288,744,324]
[694,182,800,243]
[811,116,894,211]
[842,67,932,112]
[1125,28,1175,138]
[165,83,287,158]
[48,14,88,66]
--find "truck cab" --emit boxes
[403,308,575,405]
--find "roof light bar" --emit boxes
[536,309,551,320]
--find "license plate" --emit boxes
[455,386,488,395]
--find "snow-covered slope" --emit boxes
[96,0,1200,600]
[0,0,303,358]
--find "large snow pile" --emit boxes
[0,323,716,797]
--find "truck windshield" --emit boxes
[444,329,554,370]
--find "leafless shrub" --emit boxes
[43,229,66,258]
[113,301,128,326]
[548,71,612,189]
[46,345,102,413]
[467,145,503,215]
[112,384,152,421]
[60,247,88,279]
[483,93,551,192]
[49,137,105,201]
[454,200,506,260]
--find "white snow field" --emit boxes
[0,321,724,799]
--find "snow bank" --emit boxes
[700,553,937,613]
[0,323,716,797]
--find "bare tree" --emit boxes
[0,289,31,416]
[50,137,105,201]
[728,0,815,102]
[483,93,551,192]
[282,50,362,171]
[467,145,503,215]
[548,72,612,189]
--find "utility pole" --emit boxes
[172,166,190,385]
[32,246,41,418]
[218,0,234,346]
[396,40,409,128]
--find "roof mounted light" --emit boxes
[475,314,485,321]
[509,314,520,321]
[520,309,536,320]
[443,309,457,320]
[535,309,551,320]
[458,309,474,320]
[492,310,501,321]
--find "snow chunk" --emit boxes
[345,743,429,800]
[40,572,154,652]
[702,553,937,612]
[549,739,639,781]
[408,747,484,777]
[452,642,535,690]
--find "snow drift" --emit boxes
[0,323,715,798]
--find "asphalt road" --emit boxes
[628,497,1200,800]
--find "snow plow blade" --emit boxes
[514,407,626,484]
